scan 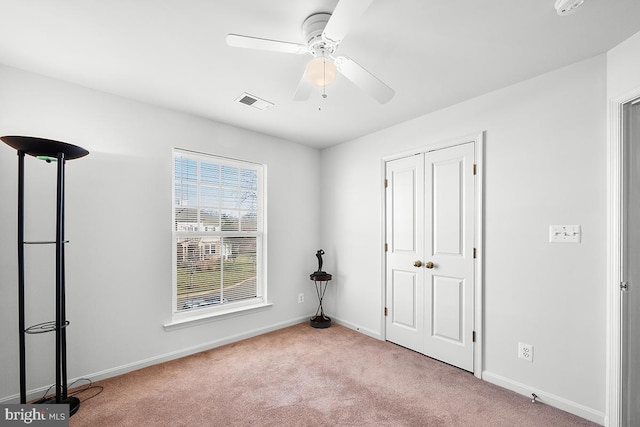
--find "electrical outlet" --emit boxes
[298,293,304,303]
[518,342,533,362]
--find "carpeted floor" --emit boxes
[68,323,599,426]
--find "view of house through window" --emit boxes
[173,149,264,315]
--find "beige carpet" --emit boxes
[68,323,598,426]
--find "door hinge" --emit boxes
[472,331,476,342]
[473,248,476,259]
[384,179,388,188]
[384,243,388,252]
[384,307,388,316]
[473,164,476,175]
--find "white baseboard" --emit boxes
[0,315,310,404]
[2,322,604,427]
[329,322,605,425]
[329,315,383,341]
[482,371,605,425]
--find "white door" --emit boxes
[385,142,475,372]
[385,154,425,354]
[622,98,640,426]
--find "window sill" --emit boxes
[163,302,273,332]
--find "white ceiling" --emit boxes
[1,0,639,149]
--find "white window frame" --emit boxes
[167,148,268,328]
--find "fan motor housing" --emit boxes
[302,13,333,56]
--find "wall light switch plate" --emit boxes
[549,225,581,243]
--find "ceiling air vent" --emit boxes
[234,93,274,110]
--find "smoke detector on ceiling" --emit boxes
[555,0,586,16]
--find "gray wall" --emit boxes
[607,30,640,427]
[3,28,640,424]
[320,55,607,423]
[0,64,321,401]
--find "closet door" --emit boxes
[386,143,475,372]
[385,154,425,353]
[422,143,475,372]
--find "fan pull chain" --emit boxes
[318,58,328,110]
[322,58,328,99]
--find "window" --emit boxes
[172,149,265,318]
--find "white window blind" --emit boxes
[173,149,264,314]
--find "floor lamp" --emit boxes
[2,135,89,416]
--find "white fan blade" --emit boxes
[334,55,394,104]
[293,71,313,101]
[226,34,308,54]
[322,0,374,45]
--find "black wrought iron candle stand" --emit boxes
[309,272,332,328]
[2,136,88,416]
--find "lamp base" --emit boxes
[39,396,80,417]
[310,315,331,329]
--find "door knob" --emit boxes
[425,261,435,269]
[413,260,423,267]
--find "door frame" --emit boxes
[607,88,640,427]
[381,131,484,378]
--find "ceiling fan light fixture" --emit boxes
[227,1,393,103]
[305,57,337,87]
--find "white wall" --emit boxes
[0,64,321,402]
[320,55,607,423]
[607,31,640,100]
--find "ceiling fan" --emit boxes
[226,0,394,104]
